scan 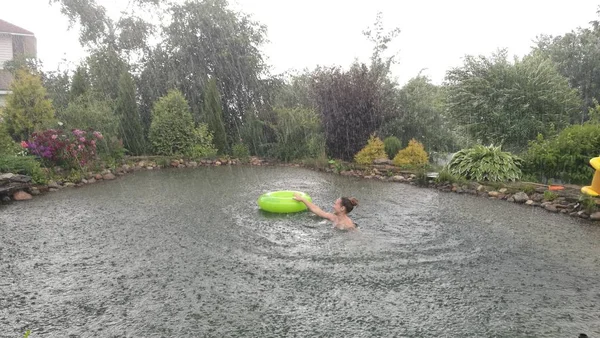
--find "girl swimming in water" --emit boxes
[293,193,359,231]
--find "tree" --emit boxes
[311,13,400,161]
[380,75,458,152]
[49,0,156,52]
[269,107,324,161]
[2,69,55,141]
[50,0,154,105]
[143,0,270,139]
[534,7,600,122]
[116,72,146,155]
[202,78,228,154]
[445,49,581,151]
[87,47,128,102]
[69,65,90,100]
[42,68,71,114]
[311,62,397,161]
[148,90,196,156]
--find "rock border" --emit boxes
[2,156,599,223]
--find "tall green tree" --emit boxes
[2,69,55,141]
[87,47,128,102]
[69,65,90,100]
[149,90,196,156]
[445,49,581,151]
[380,75,457,152]
[42,68,71,114]
[535,7,600,121]
[116,72,146,155]
[202,79,228,154]
[142,0,270,138]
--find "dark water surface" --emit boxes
[1,166,600,337]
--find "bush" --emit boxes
[203,78,228,154]
[270,107,324,162]
[0,123,19,155]
[446,144,523,182]
[0,155,47,184]
[24,128,103,169]
[186,123,218,159]
[435,169,467,185]
[3,68,56,141]
[522,184,536,195]
[543,190,558,201]
[57,94,119,138]
[149,90,196,156]
[98,136,126,168]
[383,136,402,160]
[393,138,429,168]
[116,72,146,155]
[522,123,600,184]
[232,142,250,162]
[354,134,387,165]
[579,195,598,214]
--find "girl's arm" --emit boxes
[293,194,336,221]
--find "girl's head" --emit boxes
[334,197,359,215]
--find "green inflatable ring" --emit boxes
[257,190,312,213]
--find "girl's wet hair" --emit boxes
[340,197,358,213]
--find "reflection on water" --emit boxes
[1,166,600,337]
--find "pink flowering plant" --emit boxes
[22,128,104,169]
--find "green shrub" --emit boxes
[58,93,119,139]
[435,169,466,185]
[0,123,19,155]
[522,123,600,184]
[579,195,598,214]
[3,68,55,141]
[116,72,146,156]
[543,190,558,201]
[232,142,250,162]
[203,78,228,154]
[393,138,429,168]
[354,134,387,165]
[240,113,273,157]
[149,90,196,156]
[446,144,523,182]
[0,155,47,184]
[414,168,429,186]
[270,107,324,162]
[301,153,329,170]
[65,168,84,183]
[383,136,402,160]
[522,184,536,195]
[156,157,170,168]
[98,136,126,169]
[186,123,218,159]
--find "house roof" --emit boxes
[0,19,34,36]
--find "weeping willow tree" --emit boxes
[202,78,228,154]
[445,49,581,152]
[269,107,324,161]
[116,71,146,155]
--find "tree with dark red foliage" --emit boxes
[310,13,400,161]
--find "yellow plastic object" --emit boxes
[581,157,600,197]
[257,191,312,213]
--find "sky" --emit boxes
[2,0,599,86]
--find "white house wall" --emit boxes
[0,34,13,69]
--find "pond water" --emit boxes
[1,166,600,337]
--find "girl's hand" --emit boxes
[293,193,304,201]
